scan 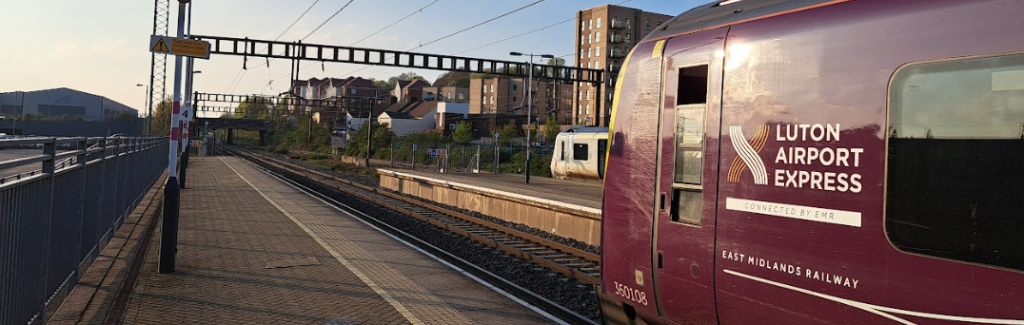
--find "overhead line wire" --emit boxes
[411,0,546,51]
[301,0,357,40]
[333,0,548,80]
[226,0,322,93]
[350,0,442,47]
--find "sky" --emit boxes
[0,0,705,115]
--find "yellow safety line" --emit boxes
[221,157,425,325]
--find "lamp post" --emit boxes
[187,70,201,119]
[137,83,149,135]
[510,52,554,184]
[183,69,200,151]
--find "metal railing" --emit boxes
[0,136,168,325]
[380,141,553,177]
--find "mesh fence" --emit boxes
[372,140,553,177]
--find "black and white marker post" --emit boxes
[159,0,189,274]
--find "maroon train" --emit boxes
[598,0,1024,324]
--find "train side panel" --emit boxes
[713,0,1024,324]
[551,130,607,181]
[601,40,666,323]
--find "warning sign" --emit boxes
[149,35,210,59]
[152,39,169,52]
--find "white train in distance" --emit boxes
[550,126,609,181]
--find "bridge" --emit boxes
[194,117,273,146]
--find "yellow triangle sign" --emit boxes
[152,39,169,52]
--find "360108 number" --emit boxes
[613,281,648,305]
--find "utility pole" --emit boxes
[510,52,554,184]
[366,102,373,167]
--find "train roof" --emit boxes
[560,126,609,134]
[642,0,838,42]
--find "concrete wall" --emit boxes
[378,171,602,245]
[0,120,143,137]
[435,102,469,132]
[379,116,434,136]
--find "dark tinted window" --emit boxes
[887,53,1024,272]
[677,66,708,105]
[573,143,589,161]
[560,140,565,161]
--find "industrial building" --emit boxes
[0,88,138,121]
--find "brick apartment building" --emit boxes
[392,79,431,103]
[421,86,469,103]
[292,77,378,100]
[470,78,522,115]
[290,77,379,123]
[469,77,571,122]
[574,4,672,126]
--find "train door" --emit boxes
[597,138,607,179]
[567,134,588,178]
[652,29,728,324]
[552,136,568,177]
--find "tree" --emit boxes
[150,98,172,136]
[235,97,273,119]
[433,70,470,88]
[387,72,425,88]
[544,117,561,144]
[454,121,473,144]
[372,79,391,95]
[344,121,395,158]
[547,57,566,66]
[497,123,519,146]
[115,111,136,122]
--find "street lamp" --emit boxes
[189,70,201,119]
[510,52,554,184]
[137,83,149,135]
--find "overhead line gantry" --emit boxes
[191,35,605,85]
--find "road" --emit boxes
[0,148,65,181]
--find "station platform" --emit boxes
[376,169,603,245]
[56,157,558,324]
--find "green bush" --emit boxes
[268,146,289,155]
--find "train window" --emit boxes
[674,65,709,185]
[887,52,1024,272]
[671,65,709,225]
[674,106,705,185]
[677,66,709,105]
[574,143,589,160]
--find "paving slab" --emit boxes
[119,156,555,325]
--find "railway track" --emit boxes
[223,146,600,324]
